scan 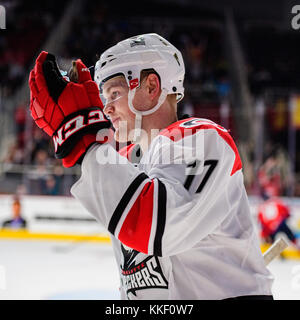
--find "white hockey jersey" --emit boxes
[71,117,274,300]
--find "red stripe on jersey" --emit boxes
[118,143,136,160]
[118,181,154,254]
[159,118,242,176]
[159,118,197,142]
[216,129,242,176]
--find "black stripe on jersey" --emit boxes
[153,179,167,257]
[108,172,149,235]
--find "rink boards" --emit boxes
[0,194,300,259]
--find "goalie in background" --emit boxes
[1,196,27,230]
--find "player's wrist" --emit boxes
[52,108,111,167]
[61,134,100,167]
[53,107,109,156]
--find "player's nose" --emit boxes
[103,103,114,117]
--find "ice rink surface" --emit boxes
[0,239,300,300]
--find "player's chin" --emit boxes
[114,128,130,143]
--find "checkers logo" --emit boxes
[120,245,168,297]
[120,256,168,297]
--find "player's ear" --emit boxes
[145,73,161,100]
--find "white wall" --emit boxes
[0,194,300,236]
[0,194,106,235]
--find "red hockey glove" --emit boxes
[29,51,111,167]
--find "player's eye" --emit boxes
[110,90,120,100]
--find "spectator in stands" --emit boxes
[41,175,59,196]
[14,103,26,148]
[295,174,300,197]
[1,196,27,230]
[2,0,231,197]
[30,128,52,163]
[215,74,230,100]
[258,147,291,197]
[249,67,272,97]
[4,142,25,164]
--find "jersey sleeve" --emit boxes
[71,120,243,257]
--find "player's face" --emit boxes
[102,76,136,142]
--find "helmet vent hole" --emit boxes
[159,38,169,46]
[173,53,180,66]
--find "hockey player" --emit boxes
[258,192,299,248]
[28,33,273,300]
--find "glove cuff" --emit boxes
[52,107,110,160]
[61,134,98,168]
[61,128,113,168]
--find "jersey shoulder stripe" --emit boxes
[108,172,149,235]
[108,170,167,255]
[118,143,136,159]
[118,179,155,254]
[159,117,242,176]
[119,143,142,163]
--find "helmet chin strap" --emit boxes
[128,87,168,144]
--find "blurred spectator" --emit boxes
[16,184,28,196]
[0,0,68,98]
[258,147,291,197]
[258,155,282,198]
[41,175,60,196]
[249,67,272,97]
[1,196,27,230]
[295,174,300,197]
[0,0,234,194]
[34,149,49,167]
[14,103,26,148]
[30,149,51,194]
[215,74,230,100]
[30,129,52,163]
[4,142,24,164]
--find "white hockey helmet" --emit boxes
[94,33,185,142]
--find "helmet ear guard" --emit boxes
[128,86,169,142]
[94,33,185,143]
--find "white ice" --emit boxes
[0,239,299,300]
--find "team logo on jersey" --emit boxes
[180,118,228,132]
[180,119,202,128]
[120,244,168,297]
